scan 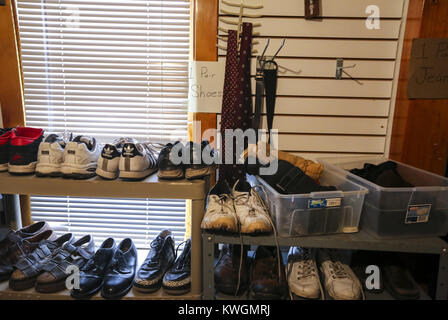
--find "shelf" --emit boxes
[0,281,200,300]
[204,230,448,254]
[215,287,431,300]
[0,172,206,200]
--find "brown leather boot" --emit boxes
[214,244,248,295]
[250,246,288,300]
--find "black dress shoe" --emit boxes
[71,238,116,299]
[133,230,175,293]
[101,238,137,299]
[162,238,191,295]
[157,142,185,180]
[382,263,420,300]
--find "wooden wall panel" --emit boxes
[399,0,448,174]
[0,0,25,127]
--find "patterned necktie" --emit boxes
[219,23,253,186]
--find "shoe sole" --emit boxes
[158,169,185,180]
[185,167,213,180]
[250,290,285,300]
[133,280,162,293]
[70,282,103,300]
[8,162,37,175]
[9,276,37,291]
[101,282,133,300]
[162,286,190,296]
[383,278,420,300]
[61,163,97,179]
[119,168,157,180]
[0,163,8,172]
[96,167,118,180]
[35,278,67,293]
[35,163,61,177]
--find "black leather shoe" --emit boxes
[133,230,175,293]
[382,263,420,300]
[157,142,185,180]
[101,238,137,299]
[71,238,116,300]
[162,238,191,295]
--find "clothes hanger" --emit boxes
[217,0,262,53]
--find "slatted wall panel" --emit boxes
[217,0,408,160]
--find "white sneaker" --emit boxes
[286,247,322,299]
[96,137,136,180]
[201,180,238,233]
[232,179,273,234]
[318,249,363,300]
[61,136,101,179]
[118,142,160,180]
[35,133,72,177]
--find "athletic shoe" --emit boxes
[118,142,161,180]
[286,247,322,299]
[0,128,14,172]
[157,141,185,180]
[61,135,101,179]
[8,127,44,175]
[318,248,363,300]
[232,178,273,234]
[96,137,136,180]
[35,133,72,177]
[162,239,192,295]
[200,180,238,233]
[184,140,215,180]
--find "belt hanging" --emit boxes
[253,70,264,134]
[263,60,278,144]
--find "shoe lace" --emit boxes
[109,251,127,272]
[172,240,190,271]
[143,237,164,265]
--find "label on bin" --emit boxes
[308,198,342,209]
[405,204,431,224]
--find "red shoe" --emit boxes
[8,127,44,175]
[0,129,15,172]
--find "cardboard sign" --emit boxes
[188,61,225,113]
[407,38,448,99]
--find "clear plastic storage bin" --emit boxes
[318,156,448,239]
[248,170,368,237]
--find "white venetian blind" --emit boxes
[14,0,191,248]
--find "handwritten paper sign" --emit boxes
[188,61,225,113]
[407,38,448,99]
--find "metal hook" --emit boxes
[272,38,286,60]
[257,39,270,70]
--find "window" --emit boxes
[14,0,191,248]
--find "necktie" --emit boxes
[219,23,253,186]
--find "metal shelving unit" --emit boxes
[0,172,207,300]
[202,231,448,300]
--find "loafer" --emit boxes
[134,230,175,293]
[71,238,116,299]
[102,238,137,299]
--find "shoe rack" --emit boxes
[0,172,208,300]
[202,231,448,300]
